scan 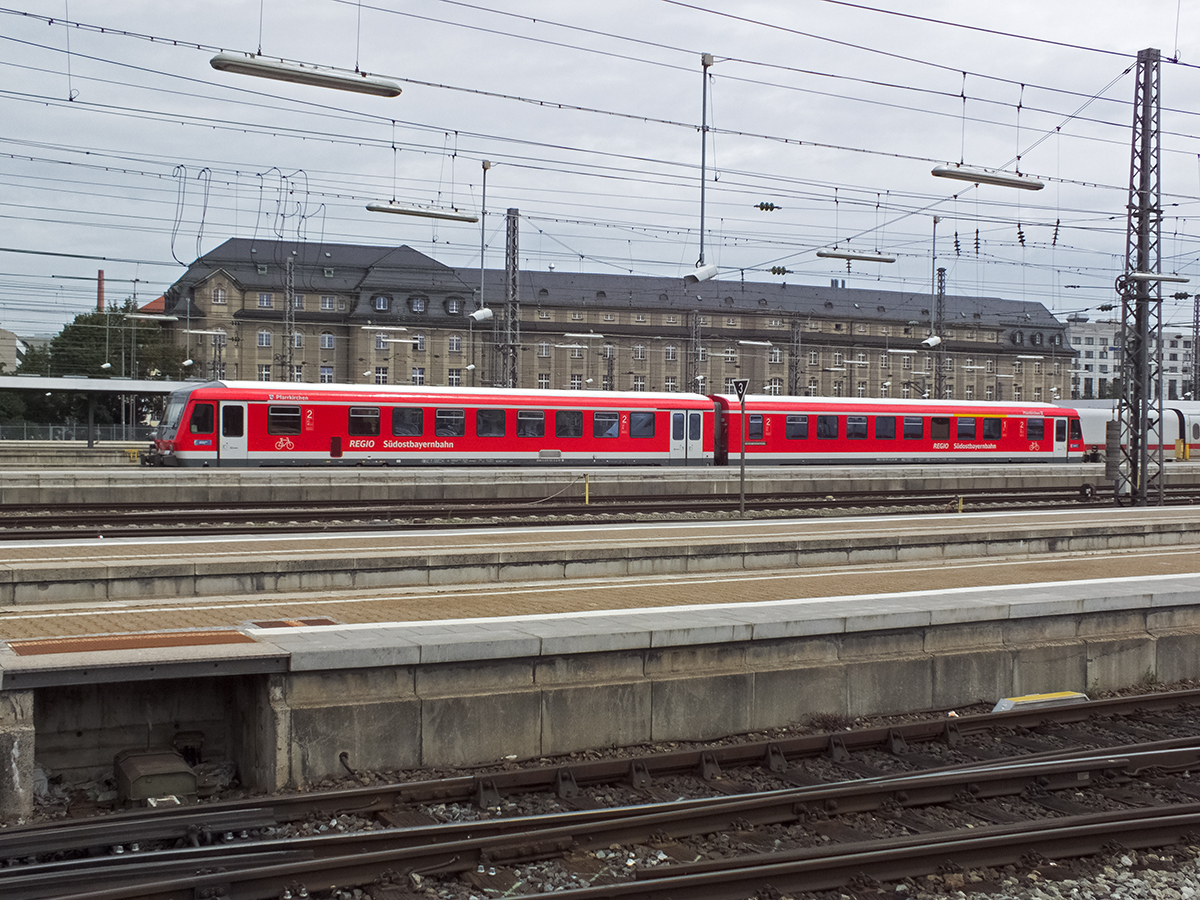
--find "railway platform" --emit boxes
[0,460,1140,507]
[2,509,1200,820]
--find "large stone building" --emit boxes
[160,239,1074,402]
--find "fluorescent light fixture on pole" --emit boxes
[210,52,402,97]
[932,164,1044,191]
[816,249,896,263]
[367,202,478,222]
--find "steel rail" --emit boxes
[30,746,1195,900]
[33,688,1193,831]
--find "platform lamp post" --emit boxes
[684,54,719,287]
[733,377,749,517]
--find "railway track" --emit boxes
[6,688,1200,900]
[0,482,1153,540]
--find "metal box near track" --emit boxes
[114,749,197,806]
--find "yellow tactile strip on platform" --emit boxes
[6,630,256,656]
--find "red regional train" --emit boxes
[149,381,1085,467]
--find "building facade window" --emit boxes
[257,292,272,308]
[211,287,227,305]
[321,295,335,311]
[769,348,783,364]
[411,366,425,385]
[292,294,304,310]
[807,378,818,396]
[320,332,335,349]
[633,344,646,360]
[570,374,583,389]
[766,377,782,395]
[293,333,303,348]
[857,381,867,397]
[665,345,677,362]
[448,368,462,387]
[633,375,646,391]
[571,346,584,359]
[446,298,461,314]
[319,365,333,383]
[538,341,551,358]
[375,367,388,384]
[665,375,677,391]
[375,332,388,351]
[724,347,737,363]
[724,377,737,393]
[414,333,426,352]
[410,296,426,313]
[292,365,303,382]
[448,334,462,353]
[809,350,819,366]
[257,364,271,381]
[538,373,550,389]
[257,330,272,348]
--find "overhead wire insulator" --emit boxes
[770,266,791,275]
[1017,224,1026,247]
[755,202,780,211]
[1052,219,1060,246]
[954,232,961,256]
[974,229,980,255]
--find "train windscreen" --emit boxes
[159,389,192,439]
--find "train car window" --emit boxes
[629,411,655,438]
[846,416,868,439]
[1193,423,1199,441]
[267,405,302,435]
[1027,418,1045,440]
[392,407,423,436]
[903,417,923,440]
[747,414,764,440]
[189,403,215,434]
[475,408,506,437]
[786,415,808,439]
[434,408,465,437]
[875,416,896,440]
[516,410,545,438]
[1055,419,1067,442]
[672,413,685,441]
[222,405,243,438]
[1069,419,1082,441]
[556,410,584,438]
[348,407,381,436]
[689,413,703,441]
[957,418,976,440]
[594,412,619,438]
[982,418,1002,440]
[816,415,838,439]
[930,417,950,440]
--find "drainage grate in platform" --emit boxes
[7,630,257,656]
[250,618,339,628]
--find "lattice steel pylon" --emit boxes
[933,267,947,399]
[283,256,296,379]
[495,207,521,388]
[788,317,803,396]
[1115,48,1164,506]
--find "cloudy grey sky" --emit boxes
[2,0,1199,335]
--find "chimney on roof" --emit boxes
[97,270,105,312]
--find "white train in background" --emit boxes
[1072,399,1200,461]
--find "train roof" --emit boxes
[716,394,1076,416]
[174,380,714,406]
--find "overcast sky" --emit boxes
[3,0,1199,336]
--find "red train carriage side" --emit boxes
[713,395,1084,464]
[154,381,717,467]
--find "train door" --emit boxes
[219,401,248,463]
[1053,417,1068,459]
[669,409,706,464]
